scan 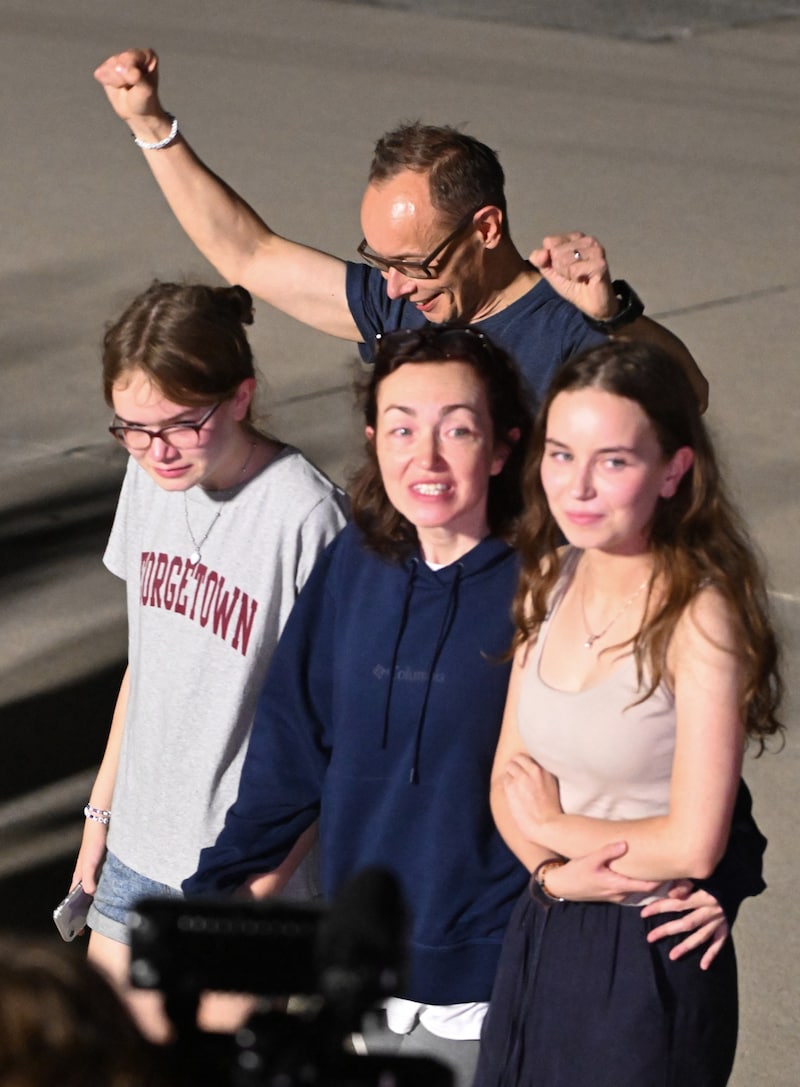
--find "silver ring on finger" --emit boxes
[573,248,582,261]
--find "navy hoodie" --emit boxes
[185,523,528,1004]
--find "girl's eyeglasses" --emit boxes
[109,401,222,451]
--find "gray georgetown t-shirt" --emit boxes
[104,446,347,890]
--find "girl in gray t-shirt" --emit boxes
[68,281,347,1039]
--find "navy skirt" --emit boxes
[474,889,738,1087]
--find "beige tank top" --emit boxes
[517,551,676,903]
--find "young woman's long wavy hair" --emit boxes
[513,341,783,750]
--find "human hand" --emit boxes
[529,231,618,319]
[242,871,284,899]
[546,841,663,904]
[93,48,165,125]
[502,753,561,841]
[640,882,729,970]
[70,820,108,896]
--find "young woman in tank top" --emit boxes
[475,341,783,1087]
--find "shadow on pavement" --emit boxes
[1,471,128,935]
[0,478,123,582]
[0,662,125,803]
[0,661,125,934]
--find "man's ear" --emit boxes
[475,206,504,250]
[365,425,375,442]
[660,446,694,498]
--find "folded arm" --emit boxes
[490,654,662,904]
[499,589,744,882]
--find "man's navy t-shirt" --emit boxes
[345,261,606,403]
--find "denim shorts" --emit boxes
[86,850,182,945]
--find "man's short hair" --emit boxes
[368,121,508,228]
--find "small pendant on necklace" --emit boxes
[584,636,597,650]
[190,550,201,564]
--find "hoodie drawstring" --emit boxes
[381,559,465,784]
[381,558,419,750]
[408,564,463,784]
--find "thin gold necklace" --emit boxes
[184,441,257,563]
[580,569,651,651]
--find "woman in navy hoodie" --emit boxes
[185,328,763,1084]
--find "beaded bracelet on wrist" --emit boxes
[133,114,179,151]
[84,803,111,825]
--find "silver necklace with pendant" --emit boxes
[580,571,651,650]
[184,501,223,564]
[183,441,257,563]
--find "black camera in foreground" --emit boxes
[129,868,452,1086]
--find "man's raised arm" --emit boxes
[94,48,360,341]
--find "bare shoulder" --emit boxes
[669,584,740,675]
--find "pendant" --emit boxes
[584,635,598,650]
[190,550,201,564]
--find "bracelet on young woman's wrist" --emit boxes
[83,803,111,826]
[530,857,567,907]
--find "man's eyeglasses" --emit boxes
[108,401,222,451]
[357,207,481,280]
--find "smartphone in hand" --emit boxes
[53,882,93,942]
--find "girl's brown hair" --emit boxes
[102,280,255,412]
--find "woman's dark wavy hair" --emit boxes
[350,325,533,561]
[102,280,256,416]
[513,340,783,750]
[369,121,508,232]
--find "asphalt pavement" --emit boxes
[0,1,797,1082]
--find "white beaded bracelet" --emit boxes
[133,114,179,151]
[84,803,111,825]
